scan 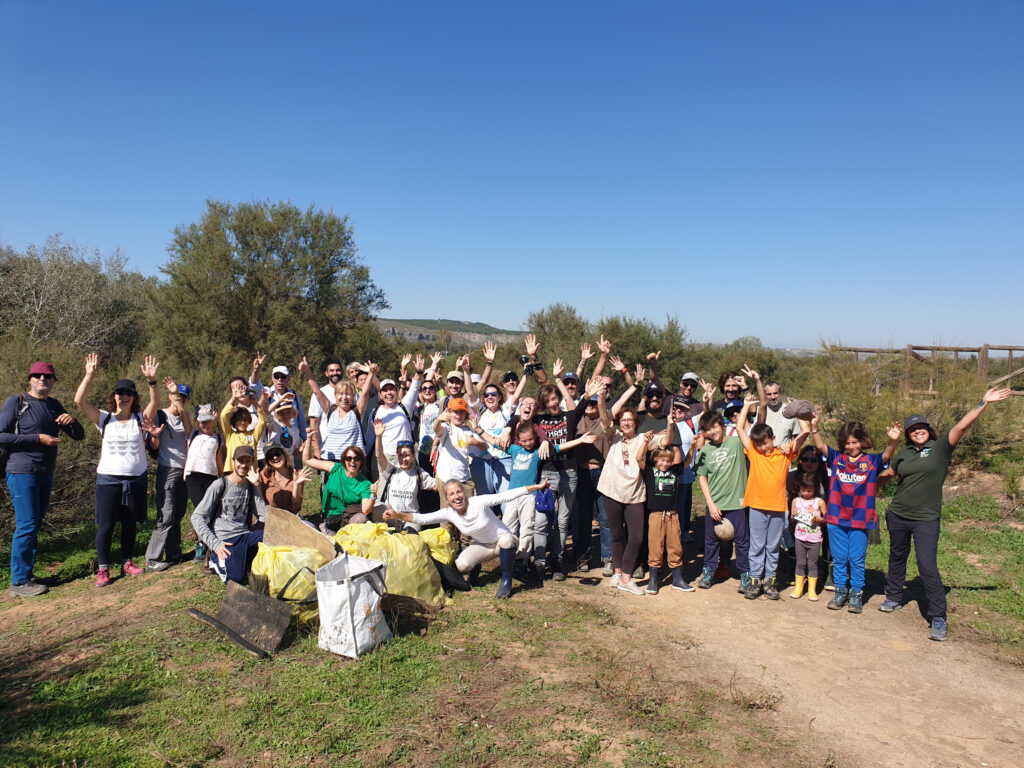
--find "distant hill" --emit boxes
[374,318,525,347]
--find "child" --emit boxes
[219,388,269,474]
[808,415,900,613]
[644,447,694,594]
[694,410,751,592]
[473,418,595,578]
[789,473,826,600]
[737,381,809,600]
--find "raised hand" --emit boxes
[365,361,379,377]
[810,415,820,432]
[538,441,551,460]
[246,468,260,485]
[734,374,748,390]
[984,387,1012,403]
[525,334,539,356]
[252,351,267,372]
[459,354,471,372]
[740,364,760,381]
[294,467,313,486]
[414,353,425,373]
[552,358,564,378]
[886,422,902,441]
[482,341,496,363]
[430,352,444,368]
[230,379,247,399]
[140,355,159,381]
[400,353,412,369]
[298,356,311,375]
[646,351,662,363]
[609,355,625,373]
[141,417,165,437]
[584,377,602,398]
[372,418,385,437]
[580,342,594,361]
[163,376,178,395]
[744,394,758,407]
[84,352,99,376]
[634,363,645,384]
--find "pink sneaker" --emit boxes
[96,567,111,587]
[122,559,144,576]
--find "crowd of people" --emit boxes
[1,337,1011,641]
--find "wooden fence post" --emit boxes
[978,344,990,380]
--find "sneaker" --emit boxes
[698,567,714,589]
[96,568,111,587]
[601,560,614,577]
[577,559,590,573]
[847,590,864,614]
[122,560,144,576]
[878,599,903,613]
[618,581,644,596]
[763,578,779,600]
[827,588,849,610]
[147,560,172,573]
[929,617,948,642]
[609,572,621,588]
[737,572,751,594]
[193,542,207,562]
[552,570,567,582]
[9,581,49,597]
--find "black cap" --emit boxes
[903,414,931,432]
[502,370,519,383]
[644,383,665,397]
[233,445,255,460]
[562,372,580,383]
[114,379,138,395]
[264,445,287,461]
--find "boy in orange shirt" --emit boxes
[735,368,809,600]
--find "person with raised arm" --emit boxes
[219,373,270,473]
[75,353,164,587]
[371,418,437,531]
[879,387,1012,641]
[302,436,374,532]
[256,444,312,514]
[300,357,376,462]
[364,353,424,469]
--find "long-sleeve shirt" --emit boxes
[0,394,84,474]
[410,486,527,543]
[190,477,267,551]
[220,400,267,472]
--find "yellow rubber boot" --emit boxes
[790,575,806,599]
[807,576,819,601]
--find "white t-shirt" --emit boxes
[365,379,421,456]
[765,405,800,447]
[381,466,437,513]
[435,422,475,482]
[473,407,508,459]
[185,431,221,477]
[308,384,336,440]
[411,486,527,544]
[417,401,441,455]
[96,410,148,477]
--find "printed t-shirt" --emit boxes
[644,466,678,511]
[887,435,955,521]
[434,422,475,482]
[744,444,797,512]
[694,436,746,511]
[507,444,544,490]
[532,400,587,472]
[95,410,148,477]
[824,447,886,530]
[380,466,435,513]
[792,496,823,542]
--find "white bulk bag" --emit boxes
[316,552,392,659]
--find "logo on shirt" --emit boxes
[837,471,868,484]
[919,448,931,458]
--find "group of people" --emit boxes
[2,338,1011,641]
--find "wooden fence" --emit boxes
[831,345,1024,395]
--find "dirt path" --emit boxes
[569,572,1024,768]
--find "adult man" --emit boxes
[144,379,193,571]
[308,360,345,442]
[191,445,267,584]
[712,371,747,413]
[2,361,84,596]
[253,364,308,442]
[675,372,704,420]
[763,381,800,447]
[561,372,582,407]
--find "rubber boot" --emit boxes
[824,563,835,591]
[807,576,819,601]
[496,548,515,599]
[790,575,806,599]
[646,566,660,595]
[670,567,693,591]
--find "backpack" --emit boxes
[363,402,412,483]
[0,395,29,474]
[378,464,440,514]
[535,487,556,514]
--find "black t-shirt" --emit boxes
[644,465,679,511]
[525,399,588,472]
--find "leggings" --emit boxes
[95,480,145,568]
[186,472,218,510]
[605,498,645,576]
[795,538,822,577]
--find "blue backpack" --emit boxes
[534,487,556,514]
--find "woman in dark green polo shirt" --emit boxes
[880,386,1010,641]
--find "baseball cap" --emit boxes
[379,378,397,390]
[562,372,580,383]
[446,370,464,382]
[114,379,138,395]
[272,365,290,377]
[264,445,287,462]
[680,372,699,384]
[644,383,665,397]
[903,414,931,432]
[233,445,255,460]
[502,370,519,383]
[671,395,688,410]
[470,373,482,384]
[447,397,469,412]
[196,404,217,422]
[177,383,192,398]
[723,399,743,413]
[30,361,56,378]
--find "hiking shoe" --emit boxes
[737,572,751,594]
[763,578,780,600]
[601,560,614,577]
[698,566,714,589]
[9,581,48,597]
[122,560,144,576]
[552,570,567,582]
[878,599,903,613]
[929,618,948,642]
[827,588,849,610]
[193,542,207,562]
[96,568,111,587]
[847,590,864,614]
[714,563,730,582]
[147,560,171,573]
[744,578,762,600]
[618,581,644,596]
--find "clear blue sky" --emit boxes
[2,1,1022,348]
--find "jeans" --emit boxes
[885,512,945,620]
[828,524,869,591]
[748,508,785,579]
[470,455,511,507]
[208,529,264,584]
[6,472,54,586]
[146,465,187,563]
[540,467,577,568]
[703,507,749,573]
[676,481,693,535]
[574,466,610,562]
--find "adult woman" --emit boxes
[415,356,444,473]
[372,418,437,530]
[469,382,512,499]
[597,369,655,595]
[74,353,162,586]
[880,387,1010,641]
[257,444,312,513]
[302,438,373,532]
[300,356,375,462]
[185,403,224,562]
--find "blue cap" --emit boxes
[177,383,192,398]
[723,399,743,413]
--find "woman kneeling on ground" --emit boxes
[302,437,374,532]
[880,387,1010,642]
[384,478,550,599]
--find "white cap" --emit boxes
[681,371,699,383]
[272,365,290,377]
[379,378,397,389]
[470,374,482,384]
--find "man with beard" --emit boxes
[307,360,345,444]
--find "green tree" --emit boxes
[152,199,389,377]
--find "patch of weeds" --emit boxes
[729,671,782,711]
[626,736,681,768]
[944,494,1003,523]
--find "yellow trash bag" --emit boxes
[366,531,445,606]
[334,522,390,557]
[250,544,329,603]
[418,527,454,566]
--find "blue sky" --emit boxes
[1,1,1021,348]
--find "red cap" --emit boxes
[30,361,56,378]
[447,397,469,412]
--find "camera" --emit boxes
[246,385,260,400]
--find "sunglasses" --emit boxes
[269,453,286,462]
[272,372,288,380]
[396,440,414,448]
[484,391,500,398]
[680,382,696,388]
[31,373,56,381]
[343,455,361,464]
[647,394,663,400]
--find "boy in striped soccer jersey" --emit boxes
[807,416,901,613]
